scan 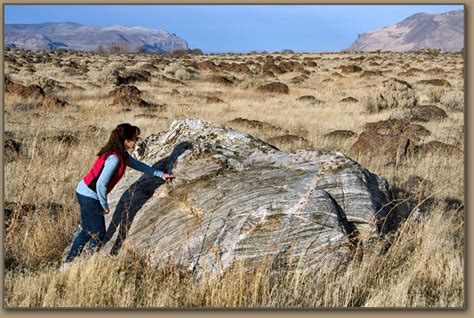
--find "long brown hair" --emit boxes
[97,123,140,160]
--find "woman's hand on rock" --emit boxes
[162,173,176,182]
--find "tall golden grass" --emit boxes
[3,202,463,308]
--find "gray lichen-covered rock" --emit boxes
[101,119,396,276]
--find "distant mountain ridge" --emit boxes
[4,22,189,52]
[348,10,464,52]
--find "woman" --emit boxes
[61,123,175,270]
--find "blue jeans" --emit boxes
[65,192,106,263]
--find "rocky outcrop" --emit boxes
[5,79,68,108]
[95,119,399,277]
[197,60,217,72]
[5,79,45,99]
[351,119,431,159]
[107,85,153,108]
[348,10,464,52]
[352,119,462,160]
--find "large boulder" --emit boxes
[100,119,397,276]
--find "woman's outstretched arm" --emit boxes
[126,153,165,178]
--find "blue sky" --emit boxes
[4,4,463,53]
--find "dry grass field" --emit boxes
[3,48,464,307]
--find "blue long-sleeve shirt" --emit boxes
[76,153,164,210]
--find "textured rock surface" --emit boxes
[101,119,396,275]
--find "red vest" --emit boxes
[83,152,127,193]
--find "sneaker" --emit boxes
[59,262,71,273]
